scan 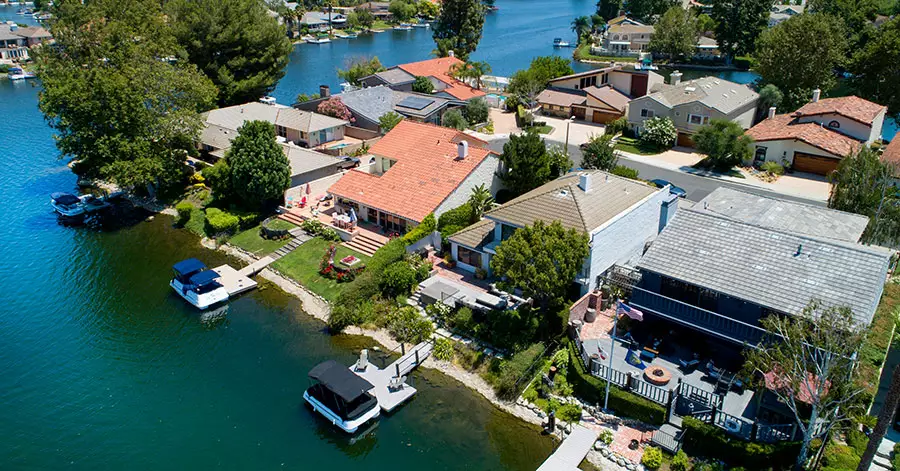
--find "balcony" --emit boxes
[629,287,767,346]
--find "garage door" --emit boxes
[793,152,840,175]
[592,110,619,124]
[676,133,694,148]
[572,106,586,120]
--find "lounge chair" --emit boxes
[388,375,406,392]
[678,358,700,373]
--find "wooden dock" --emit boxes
[212,264,257,296]
[536,425,599,471]
[350,340,434,413]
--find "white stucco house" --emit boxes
[448,171,679,296]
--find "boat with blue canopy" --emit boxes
[170,258,230,309]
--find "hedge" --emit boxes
[566,341,666,425]
[205,207,239,235]
[857,283,900,405]
[681,418,800,470]
[401,213,436,244]
[437,203,473,239]
[175,201,193,225]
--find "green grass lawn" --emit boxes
[272,237,371,302]
[573,43,638,63]
[614,137,662,155]
[183,207,207,237]
[228,220,297,256]
[525,125,553,134]
[370,20,393,30]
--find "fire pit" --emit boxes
[644,365,672,386]
[628,439,640,450]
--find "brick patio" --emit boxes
[582,415,654,464]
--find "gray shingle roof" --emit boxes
[696,188,870,242]
[275,107,348,133]
[373,68,416,85]
[283,145,341,176]
[484,171,659,233]
[203,102,345,137]
[638,208,891,326]
[448,219,496,250]
[200,123,236,150]
[645,76,759,114]
[336,85,450,122]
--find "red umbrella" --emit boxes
[305,183,311,195]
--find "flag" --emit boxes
[625,349,646,370]
[617,301,643,321]
[597,344,608,361]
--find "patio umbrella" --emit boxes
[349,208,357,223]
[305,183,311,195]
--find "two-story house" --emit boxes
[0,23,52,61]
[448,171,679,296]
[627,73,759,147]
[327,120,503,233]
[602,24,655,54]
[358,56,487,102]
[628,188,889,346]
[746,92,886,175]
[537,65,664,123]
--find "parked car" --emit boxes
[338,156,360,169]
[649,179,687,198]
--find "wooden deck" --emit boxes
[212,264,257,296]
[350,340,434,413]
[536,425,599,471]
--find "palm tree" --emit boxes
[857,364,900,471]
[467,61,492,90]
[571,16,591,41]
[468,184,494,221]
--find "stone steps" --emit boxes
[278,211,306,227]
[342,233,383,256]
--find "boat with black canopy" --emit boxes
[303,360,380,433]
[169,258,230,310]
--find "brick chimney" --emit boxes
[319,85,331,98]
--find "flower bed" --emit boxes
[319,243,365,282]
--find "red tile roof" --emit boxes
[882,137,900,166]
[397,57,487,101]
[746,114,861,158]
[327,121,496,222]
[794,96,886,125]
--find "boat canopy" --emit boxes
[51,192,80,205]
[308,360,375,402]
[173,258,206,277]
[189,269,221,287]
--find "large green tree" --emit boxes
[225,120,291,209]
[498,131,552,196]
[808,0,878,49]
[755,13,847,110]
[338,56,385,86]
[709,0,772,60]
[596,0,622,21]
[571,15,592,41]
[623,0,677,23]
[491,220,589,311]
[432,0,486,60]
[649,6,699,59]
[851,16,900,119]
[167,0,292,107]
[507,56,574,104]
[693,119,754,170]
[38,0,217,190]
[389,0,417,22]
[829,146,900,245]
[581,134,619,170]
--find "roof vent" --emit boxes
[457,140,469,160]
[703,201,708,210]
[794,244,803,257]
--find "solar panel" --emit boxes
[397,96,435,110]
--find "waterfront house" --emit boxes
[300,11,347,31]
[359,56,487,102]
[606,16,647,28]
[627,73,759,147]
[296,85,460,132]
[769,3,804,26]
[880,137,900,187]
[602,23,654,55]
[746,92,886,175]
[627,188,889,347]
[540,65,664,122]
[327,120,502,233]
[448,170,679,295]
[0,24,52,61]
[357,2,392,19]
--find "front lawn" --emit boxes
[614,136,662,155]
[228,220,297,256]
[272,237,371,302]
[573,43,638,63]
[370,20,393,30]
[524,124,552,134]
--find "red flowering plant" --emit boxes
[316,97,355,123]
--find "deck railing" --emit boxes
[650,428,683,454]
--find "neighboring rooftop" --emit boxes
[695,187,869,242]
[645,76,758,114]
[537,87,589,108]
[746,113,861,157]
[638,208,891,326]
[204,102,346,135]
[607,24,655,36]
[881,138,900,166]
[484,171,659,233]
[583,85,630,112]
[335,85,452,123]
[794,96,887,125]
[327,120,496,222]
[371,67,416,86]
[283,145,342,176]
[396,57,486,101]
[448,218,496,251]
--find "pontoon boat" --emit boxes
[170,258,230,310]
[303,360,379,433]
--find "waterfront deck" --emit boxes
[350,340,434,413]
[536,425,599,471]
[212,264,257,296]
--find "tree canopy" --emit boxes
[828,146,900,246]
[463,98,490,124]
[507,56,574,103]
[498,131,552,196]
[412,75,435,93]
[755,13,847,110]
[491,220,589,311]
[596,0,622,21]
[623,0,677,23]
[442,109,468,130]
[353,6,376,28]
[389,0,417,22]
[581,134,619,171]
[468,183,494,220]
[649,6,699,59]
[693,119,754,170]
[850,16,900,119]
[379,111,404,132]
[338,56,385,86]
[432,0,486,60]
[167,0,292,106]
[571,16,592,41]
[37,0,217,190]
[225,120,291,209]
[709,0,772,59]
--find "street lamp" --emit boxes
[564,115,576,156]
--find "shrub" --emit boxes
[610,165,639,180]
[671,450,690,471]
[401,213,436,244]
[380,261,419,297]
[464,98,490,125]
[320,228,341,241]
[301,219,324,236]
[437,202,474,238]
[493,342,544,398]
[453,306,474,331]
[386,306,434,344]
[442,109,468,131]
[556,403,582,423]
[606,116,628,136]
[205,208,239,236]
[761,161,785,176]
[680,417,800,469]
[425,301,454,326]
[328,304,357,333]
[599,429,614,445]
[822,444,860,471]
[640,116,676,150]
[433,337,453,360]
[641,446,663,470]
[551,349,569,369]
[846,427,868,456]
[175,201,194,225]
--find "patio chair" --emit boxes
[299,196,307,208]
[388,375,406,392]
[678,358,700,373]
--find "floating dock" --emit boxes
[350,340,434,413]
[536,425,599,471]
[212,265,257,296]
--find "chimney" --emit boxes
[670,70,682,86]
[768,106,776,119]
[319,85,331,98]
[812,89,821,103]
[579,172,592,192]
[457,140,468,159]
[448,50,455,58]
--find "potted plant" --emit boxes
[600,284,611,310]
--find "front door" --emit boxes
[753,147,767,167]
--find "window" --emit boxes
[622,34,628,40]
[276,125,287,138]
[579,75,597,89]
[613,34,619,40]
[754,146,767,164]
[457,246,483,268]
[828,120,841,129]
[640,108,654,118]
[600,73,608,85]
[688,114,709,125]
[501,224,517,241]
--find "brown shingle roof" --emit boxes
[584,85,630,112]
[746,114,861,158]
[794,96,886,125]
[882,138,900,166]
[536,88,586,108]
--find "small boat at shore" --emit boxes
[412,22,428,28]
[304,360,380,433]
[170,258,230,310]
[393,24,412,30]
[50,192,112,218]
[345,32,358,39]
[553,38,571,47]
[306,34,331,44]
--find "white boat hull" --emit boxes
[170,279,229,310]
[303,390,380,433]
